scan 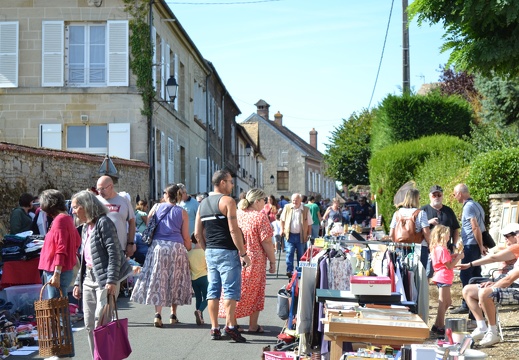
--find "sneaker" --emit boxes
[479,331,500,347]
[224,326,247,343]
[449,306,469,314]
[470,328,486,341]
[211,328,222,340]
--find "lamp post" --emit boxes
[270,174,275,185]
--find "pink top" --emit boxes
[38,213,81,272]
[84,224,94,267]
[431,245,454,285]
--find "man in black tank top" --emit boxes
[194,170,250,342]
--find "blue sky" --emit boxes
[167,0,450,153]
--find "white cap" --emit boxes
[501,223,519,236]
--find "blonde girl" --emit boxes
[429,224,464,335]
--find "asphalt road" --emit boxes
[17,252,292,360]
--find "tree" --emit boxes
[438,65,479,104]
[475,73,519,126]
[409,0,519,77]
[324,109,374,185]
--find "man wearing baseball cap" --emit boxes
[457,222,519,347]
[420,185,460,273]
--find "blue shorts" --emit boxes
[205,248,242,301]
[436,282,452,288]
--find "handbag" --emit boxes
[93,294,132,360]
[482,230,496,249]
[141,205,173,246]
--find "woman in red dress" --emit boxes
[219,189,276,332]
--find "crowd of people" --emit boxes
[6,175,519,357]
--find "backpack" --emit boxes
[392,209,423,243]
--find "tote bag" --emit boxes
[93,295,132,360]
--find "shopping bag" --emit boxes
[93,295,132,360]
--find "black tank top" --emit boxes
[199,194,236,250]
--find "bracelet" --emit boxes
[127,242,135,245]
[240,252,247,257]
[54,268,61,274]
[470,262,473,268]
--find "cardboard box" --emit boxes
[350,276,391,296]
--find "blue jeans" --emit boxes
[311,224,320,239]
[285,233,307,273]
[205,248,242,301]
[42,270,74,299]
[460,244,482,309]
[192,275,208,313]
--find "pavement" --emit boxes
[16,251,292,360]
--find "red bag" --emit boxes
[93,295,132,360]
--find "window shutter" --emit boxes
[164,43,170,101]
[108,123,130,159]
[0,21,18,88]
[160,132,166,194]
[42,21,64,87]
[174,53,178,110]
[107,20,128,86]
[198,158,207,193]
[160,39,165,99]
[151,26,157,92]
[40,124,62,149]
[168,137,175,183]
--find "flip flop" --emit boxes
[248,325,264,333]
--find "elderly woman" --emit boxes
[71,190,132,359]
[131,183,192,327]
[38,189,81,299]
[219,188,276,332]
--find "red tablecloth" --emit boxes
[0,257,41,289]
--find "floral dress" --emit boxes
[218,208,273,318]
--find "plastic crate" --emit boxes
[263,351,295,360]
[5,284,42,315]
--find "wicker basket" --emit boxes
[34,282,74,357]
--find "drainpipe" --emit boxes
[148,0,155,201]
[205,72,211,192]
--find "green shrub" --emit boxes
[371,93,473,153]
[369,135,474,229]
[467,147,519,212]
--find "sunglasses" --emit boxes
[431,193,443,198]
[504,232,517,239]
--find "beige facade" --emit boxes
[0,0,238,202]
[241,100,335,200]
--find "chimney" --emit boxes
[274,111,283,126]
[255,99,270,120]
[309,128,317,148]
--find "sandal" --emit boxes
[248,325,264,333]
[170,313,179,324]
[154,313,163,328]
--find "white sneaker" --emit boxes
[479,331,500,347]
[470,328,486,341]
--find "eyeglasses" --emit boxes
[431,193,443,198]
[96,184,112,192]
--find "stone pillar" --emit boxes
[488,193,519,247]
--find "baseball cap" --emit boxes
[429,185,443,194]
[501,223,519,236]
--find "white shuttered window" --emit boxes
[0,21,19,88]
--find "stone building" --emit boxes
[241,100,335,200]
[0,0,240,202]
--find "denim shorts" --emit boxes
[436,282,452,288]
[205,248,242,301]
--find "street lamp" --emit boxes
[245,143,251,156]
[165,75,179,102]
[270,174,275,185]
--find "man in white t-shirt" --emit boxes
[96,175,136,257]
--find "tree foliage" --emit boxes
[475,74,519,126]
[438,65,479,104]
[324,109,374,185]
[370,92,473,153]
[409,0,519,77]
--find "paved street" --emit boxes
[18,253,292,360]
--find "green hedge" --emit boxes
[371,93,473,153]
[369,135,474,229]
[466,147,519,211]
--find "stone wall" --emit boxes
[488,193,519,248]
[0,142,149,237]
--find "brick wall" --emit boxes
[0,142,149,237]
